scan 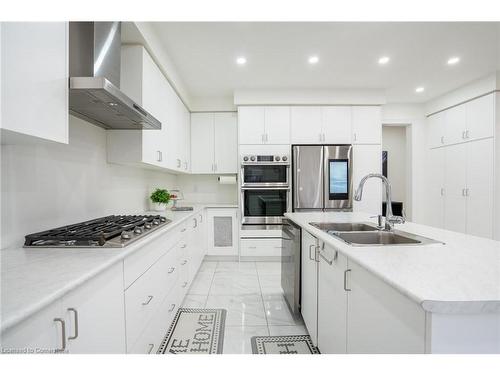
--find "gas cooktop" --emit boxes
[24,215,171,248]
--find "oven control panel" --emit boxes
[242,155,289,163]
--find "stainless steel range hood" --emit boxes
[69,22,161,130]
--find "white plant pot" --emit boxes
[152,202,166,212]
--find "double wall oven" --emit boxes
[240,154,291,224]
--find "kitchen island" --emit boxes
[285,211,500,354]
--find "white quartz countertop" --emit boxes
[285,212,500,314]
[0,203,237,332]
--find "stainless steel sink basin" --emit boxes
[309,222,378,232]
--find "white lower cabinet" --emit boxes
[1,263,126,354]
[317,243,348,354]
[206,208,238,256]
[346,261,426,353]
[240,238,282,257]
[301,231,318,346]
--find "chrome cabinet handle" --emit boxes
[353,133,357,142]
[462,130,466,140]
[181,243,187,249]
[177,159,181,168]
[148,344,155,354]
[199,214,203,223]
[193,218,197,228]
[465,130,470,139]
[182,282,188,288]
[168,304,176,312]
[142,295,154,305]
[157,151,162,162]
[181,260,188,265]
[53,318,66,352]
[462,188,467,197]
[440,187,445,196]
[308,244,315,261]
[344,269,352,292]
[168,267,176,273]
[67,308,79,340]
[440,136,444,144]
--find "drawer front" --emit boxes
[125,248,179,349]
[124,227,181,288]
[241,238,282,257]
[129,285,181,354]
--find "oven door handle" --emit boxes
[241,186,290,191]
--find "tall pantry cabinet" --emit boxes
[425,93,496,239]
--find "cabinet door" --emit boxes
[427,111,446,149]
[466,138,494,238]
[300,231,318,346]
[352,145,382,215]
[63,262,126,353]
[1,300,64,354]
[1,22,68,144]
[322,106,352,144]
[182,107,191,172]
[206,208,238,256]
[191,113,215,173]
[445,104,466,146]
[238,107,265,144]
[351,106,381,144]
[347,261,426,353]
[317,244,347,354]
[444,143,467,233]
[291,107,323,144]
[466,94,495,141]
[425,147,445,228]
[214,113,238,173]
[265,106,290,144]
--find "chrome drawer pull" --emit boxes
[344,269,352,292]
[67,308,79,340]
[181,244,187,249]
[53,318,66,352]
[181,260,188,265]
[182,282,188,288]
[168,267,175,273]
[142,295,154,305]
[168,304,176,312]
[148,344,155,354]
[308,244,315,261]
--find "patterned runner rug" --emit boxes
[251,335,320,354]
[157,308,226,354]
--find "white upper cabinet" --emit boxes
[351,106,381,144]
[322,106,352,144]
[191,112,237,174]
[445,104,466,146]
[291,106,323,144]
[238,106,290,144]
[238,106,265,144]
[191,113,215,174]
[264,106,291,144]
[108,45,190,174]
[214,113,238,173]
[465,93,495,141]
[1,22,69,144]
[428,111,446,149]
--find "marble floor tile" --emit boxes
[263,293,302,326]
[206,294,267,326]
[181,294,207,308]
[255,261,281,275]
[210,273,261,295]
[258,274,284,295]
[199,261,218,273]
[268,325,308,336]
[222,325,269,354]
[215,261,257,276]
[187,271,214,295]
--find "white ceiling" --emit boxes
[148,22,500,104]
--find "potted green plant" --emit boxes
[150,188,171,211]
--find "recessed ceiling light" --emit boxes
[378,56,390,65]
[415,87,425,93]
[236,56,247,65]
[308,55,319,64]
[447,56,460,65]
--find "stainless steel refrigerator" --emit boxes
[292,145,353,211]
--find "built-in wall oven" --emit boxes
[241,154,291,224]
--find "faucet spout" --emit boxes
[354,173,405,230]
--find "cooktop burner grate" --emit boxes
[24,215,169,247]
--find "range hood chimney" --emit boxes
[69,22,161,130]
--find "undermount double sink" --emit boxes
[309,222,441,246]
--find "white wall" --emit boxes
[176,175,238,205]
[382,126,407,205]
[1,116,178,250]
[381,104,428,223]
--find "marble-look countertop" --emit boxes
[285,212,500,314]
[0,203,237,333]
